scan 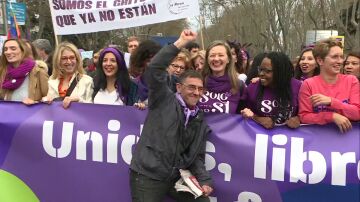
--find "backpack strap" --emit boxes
[65,74,79,97]
[53,74,79,101]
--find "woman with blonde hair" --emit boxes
[167,48,191,77]
[199,40,245,114]
[44,42,93,108]
[191,50,205,72]
[0,39,48,104]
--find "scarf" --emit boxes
[175,92,199,127]
[1,59,36,90]
[206,74,232,93]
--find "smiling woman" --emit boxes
[343,51,360,80]
[294,47,320,81]
[240,52,302,129]
[0,39,48,104]
[92,47,139,106]
[44,42,93,109]
[299,38,360,133]
[199,40,245,114]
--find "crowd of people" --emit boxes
[0,31,359,131]
[0,29,359,201]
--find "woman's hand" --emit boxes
[285,116,300,129]
[240,108,254,118]
[22,98,37,105]
[202,185,213,197]
[253,116,274,129]
[310,94,331,106]
[134,102,146,110]
[251,77,260,83]
[333,112,352,133]
[63,96,79,109]
[41,96,53,104]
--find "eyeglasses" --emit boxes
[61,55,76,62]
[171,63,186,71]
[181,83,204,93]
[257,66,273,74]
[128,45,138,48]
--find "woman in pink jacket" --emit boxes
[299,38,360,133]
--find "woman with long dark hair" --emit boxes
[294,47,320,81]
[227,40,247,83]
[241,52,302,129]
[92,47,138,105]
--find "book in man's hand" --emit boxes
[174,169,204,198]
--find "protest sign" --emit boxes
[81,50,94,59]
[49,0,200,35]
[6,2,26,25]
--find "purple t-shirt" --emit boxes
[244,78,301,124]
[198,75,243,114]
[198,90,242,114]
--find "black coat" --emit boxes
[130,44,212,186]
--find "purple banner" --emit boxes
[0,101,359,202]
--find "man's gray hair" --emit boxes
[32,39,52,54]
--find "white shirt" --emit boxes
[124,52,131,69]
[11,76,30,101]
[93,89,124,105]
[47,74,94,103]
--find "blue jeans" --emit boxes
[130,170,210,202]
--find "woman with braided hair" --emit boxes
[241,52,302,129]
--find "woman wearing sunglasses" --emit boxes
[241,52,302,129]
